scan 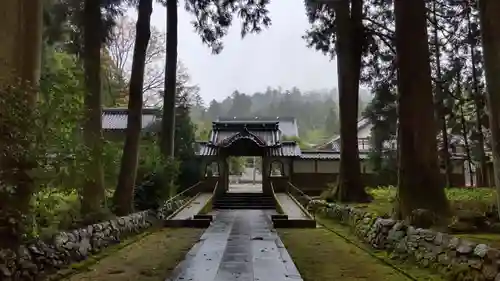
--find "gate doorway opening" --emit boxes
[228,156,262,193]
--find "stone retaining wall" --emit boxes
[313,200,500,281]
[1,196,189,281]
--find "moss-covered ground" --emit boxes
[347,187,496,217]
[54,228,203,281]
[333,187,500,247]
[279,217,445,281]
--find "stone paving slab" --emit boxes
[166,210,303,281]
[275,193,310,220]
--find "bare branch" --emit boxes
[105,15,166,97]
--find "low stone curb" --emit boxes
[310,200,500,281]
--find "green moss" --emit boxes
[279,221,445,281]
[49,231,155,280]
[198,196,213,214]
[284,216,446,281]
[456,233,500,248]
[347,187,496,217]
[57,228,204,281]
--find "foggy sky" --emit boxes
[146,1,339,103]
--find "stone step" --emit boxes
[213,205,276,209]
[218,196,273,199]
[216,198,274,201]
[214,200,275,204]
[224,192,268,196]
[213,200,275,204]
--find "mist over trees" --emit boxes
[191,86,371,144]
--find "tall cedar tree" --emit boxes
[466,4,488,187]
[303,0,371,202]
[113,0,153,215]
[161,0,178,161]
[0,0,43,251]
[81,0,107,222]
[478,0,500,217]
[332,0,371,202]
[394,0,449,219]
[430,0,451,187]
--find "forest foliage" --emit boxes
[2,0,500,255]
[191,87,370,145]
[0,4,199,239]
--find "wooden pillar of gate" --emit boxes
[262,156,272,195]
[215,157,229,200]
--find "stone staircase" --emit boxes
[213,192,276,210]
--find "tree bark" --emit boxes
[432,0,451,188]
[467,6,488,187]
[113,0,153,216]
[332,0,371,202]
[161,0,178,159]
[394,0,449,219]
[461,108,475,186]
[452,58,475,186]
[0,0,43,250]
[160,0,178,196]
[81,0,106,222]
[478,0,500,217]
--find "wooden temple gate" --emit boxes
[196,121,300,199]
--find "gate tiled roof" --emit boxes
[196,120,301,157]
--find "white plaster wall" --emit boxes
[282,158,291,176]
[317,160,339,173]
[293,160,315,173]
[294,159,376,174]
[292,157,464,176]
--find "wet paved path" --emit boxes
[166,210,303,281]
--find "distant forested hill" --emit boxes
[190,86,371,145]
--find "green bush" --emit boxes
[31,190,81,239]
[177,158,202,192]
[134,159,179,210]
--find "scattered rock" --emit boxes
[474,244,489,258]
[483,263,498,280]
[457,240,475,254]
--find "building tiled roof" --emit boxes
[196,118,471,162]
[317,118,370,151]
[102,107,161,132]
[269,141,302,157]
